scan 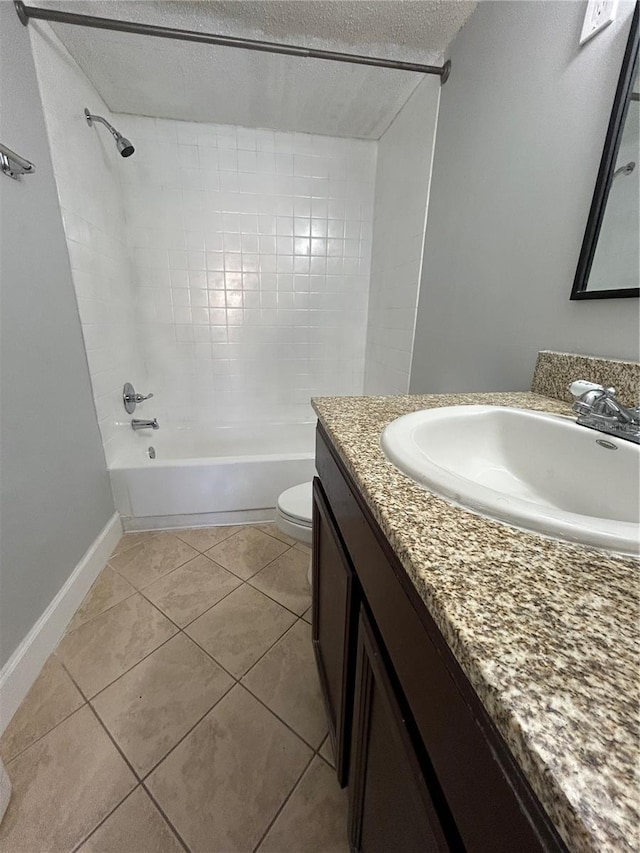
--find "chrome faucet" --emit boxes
[131,418,159,431]
[569,381,640,445]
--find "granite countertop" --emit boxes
[311,391,639,853]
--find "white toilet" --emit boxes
[275,481,313,584]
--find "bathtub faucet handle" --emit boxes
[123,383,153,414]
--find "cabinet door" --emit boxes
[349,608,451,853]
[312,477,358,787]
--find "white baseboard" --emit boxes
[0,512,122,734]
[121,507,276,531]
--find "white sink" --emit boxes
[381,406,640,556]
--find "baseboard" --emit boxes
[0,512,122,734]
[121,507,276,531]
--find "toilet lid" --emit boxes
[277,481,313,525]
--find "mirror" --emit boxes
[572,5,639,300]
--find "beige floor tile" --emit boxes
[0,656,84,763]
[92,634,233,776]
[143,554,241,627]
[109,532,199,590]
[0,706,135,852]
[206,527,289,580]
[257,756,348,853]
[319,734,336,769]
[173,525,239,552]
[255,522,297,546]
[67,566,136,633]
[146,685,311,853]
[185,585,297,677]
[79,787,183,852]
[294,542,312,555]
[56,594,177,697]
[302,606,312,625]
[242,620,327,748]
[249,547,311,615]
[110,531,159,558]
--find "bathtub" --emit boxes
[109,422,316,529]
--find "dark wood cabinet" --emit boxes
[311,477,358,786]
[349,607,451,853]
[313,423,568,853]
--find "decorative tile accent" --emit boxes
[257,757,348,853]
[146,686,312,852]
[56,594,177,697]
[79,787,183,853]
[531,350,640,406]
[185,585,296,677]
[242,620,327,748]
[206,527,289,580]
[109,533,200,590]
[92,634,233,776]
[249,547,311,616]
[0,706,135,852]
[312,391,639,853]
[143,554,241,627]
[0,657,84,763]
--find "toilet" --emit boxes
[276,481,313,584]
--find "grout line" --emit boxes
[251,750,316,853]
[63,583,138,638]
[139,676,237,782]
[1,693,87,766]
[69,784,143,853]
[141,781,191,852]
[58,629,178,703]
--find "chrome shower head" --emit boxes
[116,136,135,158]
[84,108,135,158]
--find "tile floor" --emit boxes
[0,524,348,853]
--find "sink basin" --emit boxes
[381,406,640,555]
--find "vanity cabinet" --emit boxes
[349,607,450,853]
[312,424,568,853]
[311,479,358,787]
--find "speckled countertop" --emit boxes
[311,391,639,853]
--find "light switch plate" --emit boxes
[580,0,618,45]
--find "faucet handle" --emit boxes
[568,380,608,399]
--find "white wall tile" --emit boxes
[117,115,376,426]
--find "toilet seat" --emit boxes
[277,482,312,526]
[276,481,313,546]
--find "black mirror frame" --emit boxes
[571,2,639,300]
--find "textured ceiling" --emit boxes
[44,1,477,138]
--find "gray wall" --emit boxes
[410,1,640,395]
[0,2,115,668]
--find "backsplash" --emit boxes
[531,350,640,406]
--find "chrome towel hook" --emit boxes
[0,142,36,180]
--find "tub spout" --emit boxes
[131,418,159,431]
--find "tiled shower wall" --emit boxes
[117,115,376,426]
[364,77,440,394]
[29,23,147,464]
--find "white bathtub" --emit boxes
[109,422,316,528]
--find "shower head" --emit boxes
[84,108,135,158]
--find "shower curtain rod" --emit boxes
[14,0,451,83]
